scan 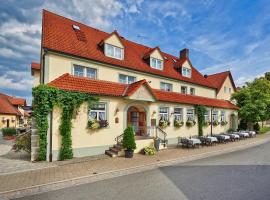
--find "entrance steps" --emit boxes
[105,145,123,157]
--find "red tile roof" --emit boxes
[31,62,40,70]
[206,71,236,92]
[42,10,215,89]
[48,74,238,110]
[9,98,26,106]
[0,93,25,115]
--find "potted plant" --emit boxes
[203,121,211,127]
[2,127,17,140]
[174,119,184,128]
[143,146,156,156]
[159,119,169,129]
[186,120,195,127]
[122,125,136,158]
[220,121,228,126]
[87,119,100,129]
[212,121,219,126]
[99,120,109,128]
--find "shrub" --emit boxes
[13,131,31,153]
[143,146,156,156]
[253,123,260,131]
[259,127,270,134]
[122,125,136,150]
[2,128,16,136]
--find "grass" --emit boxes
[259,126,270,134]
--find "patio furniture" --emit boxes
[248,131,256,138]
[213,135,226,143]
[188,138,202,148]
[207,136,218,145]
[220,134,231,143]
[178,137,189,148]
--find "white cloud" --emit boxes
[0,47,22,58]
[0,74,33,91]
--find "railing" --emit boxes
[115,133,123,146]
[156,126,168,147]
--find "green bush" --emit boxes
[2,128,16,136]
[13,131,31,153]
[122,125,136,150]
[259,127,270,134]
[253,123,260,131]
[144,146,156,156]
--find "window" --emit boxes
[73,65,97,79]
[119,74,136,84]
[212,110,219,121]
[89,103,107,121]
[160,82,173,91]
[74,65,84,77]
[159,107,169,121]
[150,58,163,70]
[229,88,232,93]
[187,109,194,121]
[104,44,123,60]
[221,111,226,122]
[181,86,187,94]
[182,67,191,77]
[190,88,195,95]
[204,110,210,122]
[224,86,227,93]
[174,108,183,121]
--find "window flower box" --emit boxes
[186,120,196,127]
[87,119,109,129]
[159,119,170,129]
[174,120,184,128]
[212,121,219,126]
[203,121,211,127]
[220,121,228,126]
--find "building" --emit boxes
[0,93,29,129]
[32,10,238,161]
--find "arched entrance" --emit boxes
[127,105,147,136]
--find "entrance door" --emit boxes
[127,106,147,136]
[6,119,10,128]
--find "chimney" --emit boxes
[204,74,208,78]
[180,48,189,59]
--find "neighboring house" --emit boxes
[31,62,41,87]
[0,93,29,129]
[205,71,236,101]
[32,10,238,161]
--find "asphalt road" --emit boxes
[15,141,270,200]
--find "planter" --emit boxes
[154,138,161,151]
[3,135,16,140]
[125,149,134,158]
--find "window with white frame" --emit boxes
[190,87,195,95]
[89,103,107,121]
[221,111,226,122]
[73,65,97,79]
[204,110,210,122]
[150,57,163,70]
[186,109,194,121]
[224,86,227,93]
[119,74,136,84]
[212,110,219,121]
[104,44,124,60]
[159,107,169,121]
[174,108,183,121]
[229,88,232,93]
[182,67,191,77]
[181,86,187,94]
[160,82,173,91]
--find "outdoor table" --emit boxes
[207,136,218,143]
[188,138,202,145]
[221,135,230,140]
[240,132,250,137]
[231,134,240,139]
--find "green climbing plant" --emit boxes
[194,105,207,136]
[32,85,98,161]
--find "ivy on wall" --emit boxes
[194,105,207,136]
[32,85,98,161]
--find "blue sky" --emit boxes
[0,0,270,104]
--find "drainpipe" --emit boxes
[42,48,48,84]
[49,111,53,162]
[210,107,214,136]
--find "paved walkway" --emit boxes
[0,133,270,199]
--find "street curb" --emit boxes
[1,137,270,200]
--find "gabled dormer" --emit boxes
[100,31,124,60]
[174,48,192,78]
[143,47,164,70]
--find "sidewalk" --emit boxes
[1,133,270,199]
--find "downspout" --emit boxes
[210,107,214,136]
[42,48,48,84]
[49,111,53,162]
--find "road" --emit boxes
[15,141,270,200]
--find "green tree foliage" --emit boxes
[265,72,270,81]
[194,105,207,136]
[32,85,98,160]
[122,125,136,150]
[232,76,270,124]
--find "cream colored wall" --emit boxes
[150,49,164,61]
[0,114,18,128]
[51,95,237,159]
[46,53,216,98]
[217,76,235,100]
[33,70,40,87]
[104,34,124,48]
[182,60,192,70]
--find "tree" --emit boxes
[265,72,270,81]
[232,77,270,126]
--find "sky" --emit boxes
[0,0,270,104]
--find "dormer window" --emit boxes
[182,67,191,78]
[104,44,123,60]
[150,57,163,70]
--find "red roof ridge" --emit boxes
[206,70,236,92]
[31,62,40,70]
